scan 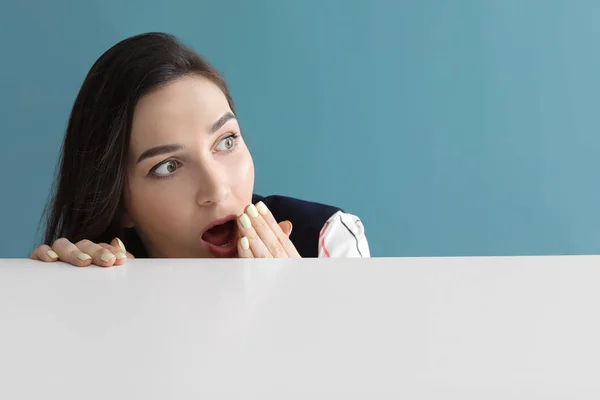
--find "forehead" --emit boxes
[129,75,232,152]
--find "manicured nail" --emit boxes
[47,250,58,259]
[77,253,91,261]
[256,201,268,215]
[115,252,127,260]
[239,214,251,229]
[100,252,115,262]
[116,238,126,253]
[247,204,259,218]
[240,237,249,250]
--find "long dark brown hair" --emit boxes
[42,32,234,257]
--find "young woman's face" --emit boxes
[124,75,255,258]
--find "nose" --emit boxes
[195,165,231,207]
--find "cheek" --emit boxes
[228,146,255,198]
[125,180,189,228]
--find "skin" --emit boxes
[31,75,300,266]
[124,75,255,258]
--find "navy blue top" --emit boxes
[252,194,343,258]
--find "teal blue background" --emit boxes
[2,0,600,258]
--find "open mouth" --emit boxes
[201,217,237,251]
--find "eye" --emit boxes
[151,159,181,177]
[214,134,240,152]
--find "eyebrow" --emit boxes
[137,144,184,164]
[135,112,237,164]
[211,112,236,134]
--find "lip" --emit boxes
[201,214,238,236]
[203,239,238,258]
[201,214,239,258]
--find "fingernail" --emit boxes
[100,252,115,262]
[240,237,249,250]
[256,201,268,215]
[47,250,58,259]
[115,252,127,260]
[247,204,259,218]
[77,253,91,261]
[239,214,251,229]
[285,221,293,233]
[116,238,126,253]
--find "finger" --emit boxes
[75,239,120,267]
[237,212,273,258]
[97,243,128,266]
[101,243,133,259]
[256,202,301,257]
[30,245,60,262]
[109,238,135,259]
[279,221,293,237]
[237,236,254,258]
[51,238,93,267]
[245,204,288,258]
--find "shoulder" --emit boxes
[252,194,370,258]
[252,194,341,224]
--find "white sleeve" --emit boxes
[317,211,371,258]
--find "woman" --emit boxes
[30,32,370,267]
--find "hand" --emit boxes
[236,201,301,258]
[30,237,133,267]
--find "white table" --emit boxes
[1,256,599,399]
